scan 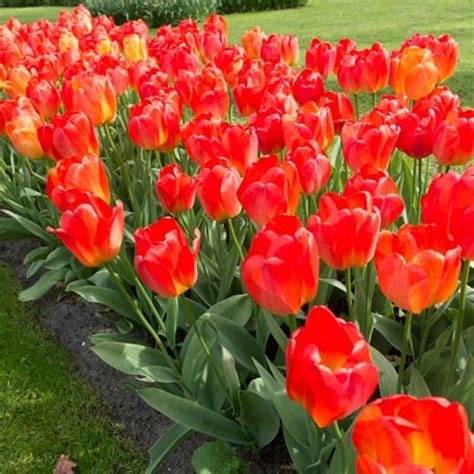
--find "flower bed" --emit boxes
[0,5,473,473]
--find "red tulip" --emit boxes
[344,164,404,228]
[243,215,319,316]
[196,158,242,221]
[261,34,299,66]
[156,163,196,214]
[287,305,378,428]
[238,155,301,226]
[334,38,357,74]
[248,107,285,154]
[38,111,99,162]
[134,217,200,298]
[292,68,324,105]
[375,224,462,313]
[48,194,124,268]
[204,14,228,37]
[342,121,399,172]
[215,45,245,87]
[26,79,60,120]
[353,395,474,474]
[307,191,381,270]
[359,94,409,127]
[241,26,267,59]
[46,154,110,211]
[220,124,258,175]
[317,91,355,134]
[233,59,266,116]
[0,98,15,135]
[305,38,336,80]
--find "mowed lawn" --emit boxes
[0,0,473,104]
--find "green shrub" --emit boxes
[0,0,76,6]
[218,0,308,14]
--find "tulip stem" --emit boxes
[397,311,413,392]
[372,92,377,108]
[353,94,359,119]
[417,159,423,223]
[227,218,245,261]
[288,314,297,333]
[364,262,373,339]
[345,269,354,321]
[443,260,470,396]
[333,421,347,474]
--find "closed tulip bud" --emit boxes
[422,167,474,260]
[46,154,110,211]
[238,154,301,226]
[196,158,242,221]
[123,34,147,63]
[305,38,336,80]
[243,215,319,315]
[308,191,381,270]
[248,107,285,154]
[432,108,474,166]
[342,121,399,172]
[375,224,462,313]
[241,26,267,59]
[317,91,355,134]
[292,68,324,105]
[26,79,61,120]
[344,164,404,228]
[5,97,44,160]
[287,305,378,428]
[0,65,31,98]
[48,195,124,268]
[62,72,117,126]
[285,142,331,195]
[334,38,357,74]
[38,111,99,162]
[390,46,440,100]
[134,217,200,298]
[233,60,267,116]
[221,124,258,175]
[156,163,195,214]
[353,395,474,474]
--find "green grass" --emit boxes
[0,261,145,473]
[0,1,472,104]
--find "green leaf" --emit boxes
[407,366,431,397]
[146,424,191,474]
[0,217,33,240]
[2,210,54,243]
[137,388,247,444]
[43,246,73,270]
[239,390,280,448]
[373,314,418,354]
[448,355,474,426]
[262,310,288,353]
[319,278,347,293]
[370,347,398,397]
[191,441,242,474]
[138,366,179,384]
[91,342,166,376]
[166,297,179,349]
[207,294,252,326]
[18,268,66,301]
[89,332,144,345]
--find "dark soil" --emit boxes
[0,238,293,473]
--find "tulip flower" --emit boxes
[5,97,44,160]
[123,34,147,63]
[285,142,331,195]
[390,46,440,100]
[422,167,474,260]
[215,45,245,87]
[243,215,319,316]
[0,98,15,135]
[334,38,357,74]
[360,94,409,127]
[62,72,117,126]
[292,68,324,105]
[220,124,258,175]
[48,194,124,268]
[317,91,355,134]
[286,305,378,428]
[375,224,461,313]
[233,59,266,116]
[248,107,285,154]
[196,158,242,221]
[134,217,200,298]
[432,108,474,166]
[241,26,267,59]
[305,38,336,80]
[261,34,299,66]
[199,29,227,63]
[353,395,474,474]
[46,154,110,211]
[342,121,399,172]
[26,79,61,120]
[204,14,228,37]
[307,191,381,270]
[156,163,196,215]
[424,86,460,118]
[344,165,404,228]
[238,155,301,226]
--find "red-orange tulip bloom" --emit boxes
[38,111,99,162]
[221,124,258,175]
[307,191,381,270]
[305,38,336,80]
[433,108,474,166]
[0,98,15,135]
[292,68,324,106]
[344,165,404,228]
[285,142,331,196]
[286,305,378,428]
[261,34,299,66]
[353,395,474,474]
[48,195,124,268]
[243,215,319,316]
[422,167,474,260]
[196,158,242,221]
[375,224,462,313]
[134,217,201,298]
[337,43,390,94]
[62,72,117,126]
[238,155,301,226]
[26,79,61,120]
[46,154,110,211]
[248,107,285,154]
[390,46,440,100]
[360,94,409,127]
[156,163,196,215]
[334,38,357,74]
[215,45,245,87]
[342,121,399,172]
[5,97,44,160]
[241,26,267,59]
[317,91,355,134]
[233,60,267,116]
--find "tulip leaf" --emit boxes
[166,297,179,349]
[89,332,144,345]
[0,216,34,240]
[370,347,398,397]
[18,268,67,302]
[407,366,431,397]
[138,366,179,384]
[221,347,240,410]
[191,440,242,474]
[207,294,252,326]
[373,313,418,355]
[448,355,474,426]
[146,424,191,474]
[419,325,453,376]
[319,277,347,294]
[137,388,248,444]
[262,310,288,353]
[2,210,55,243]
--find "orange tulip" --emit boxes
[26,78,61,120]
[317,91,355,134]
[241,26,267,59]
[375,224,462,313]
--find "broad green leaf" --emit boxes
[407,366,431,397]
[137,388,248,444]
[370,347,398,397]
[0,216,33,240]
[138,366,179,384]
[89,332,144,345]
[3,209,54,243]
[448,355,474,426]
[18,268,67,301]
[373,313,418,354]
[43,246,73,270]
[207,294,252,326]
[262,310,288,353]
[166,297,179,349]
[191,441,242,474]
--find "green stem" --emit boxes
[417,159,423,223]
[227,218,245,261]
[443,260,470,395]
[417,308,432,367]
[410,158,417,222]
[333,421,347,474]
[364,262,373,339]
[353,94,359,119]
[288,314,297,333]
[372,92,377,108]
[345,268,354,321]
[397,311,413,392]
